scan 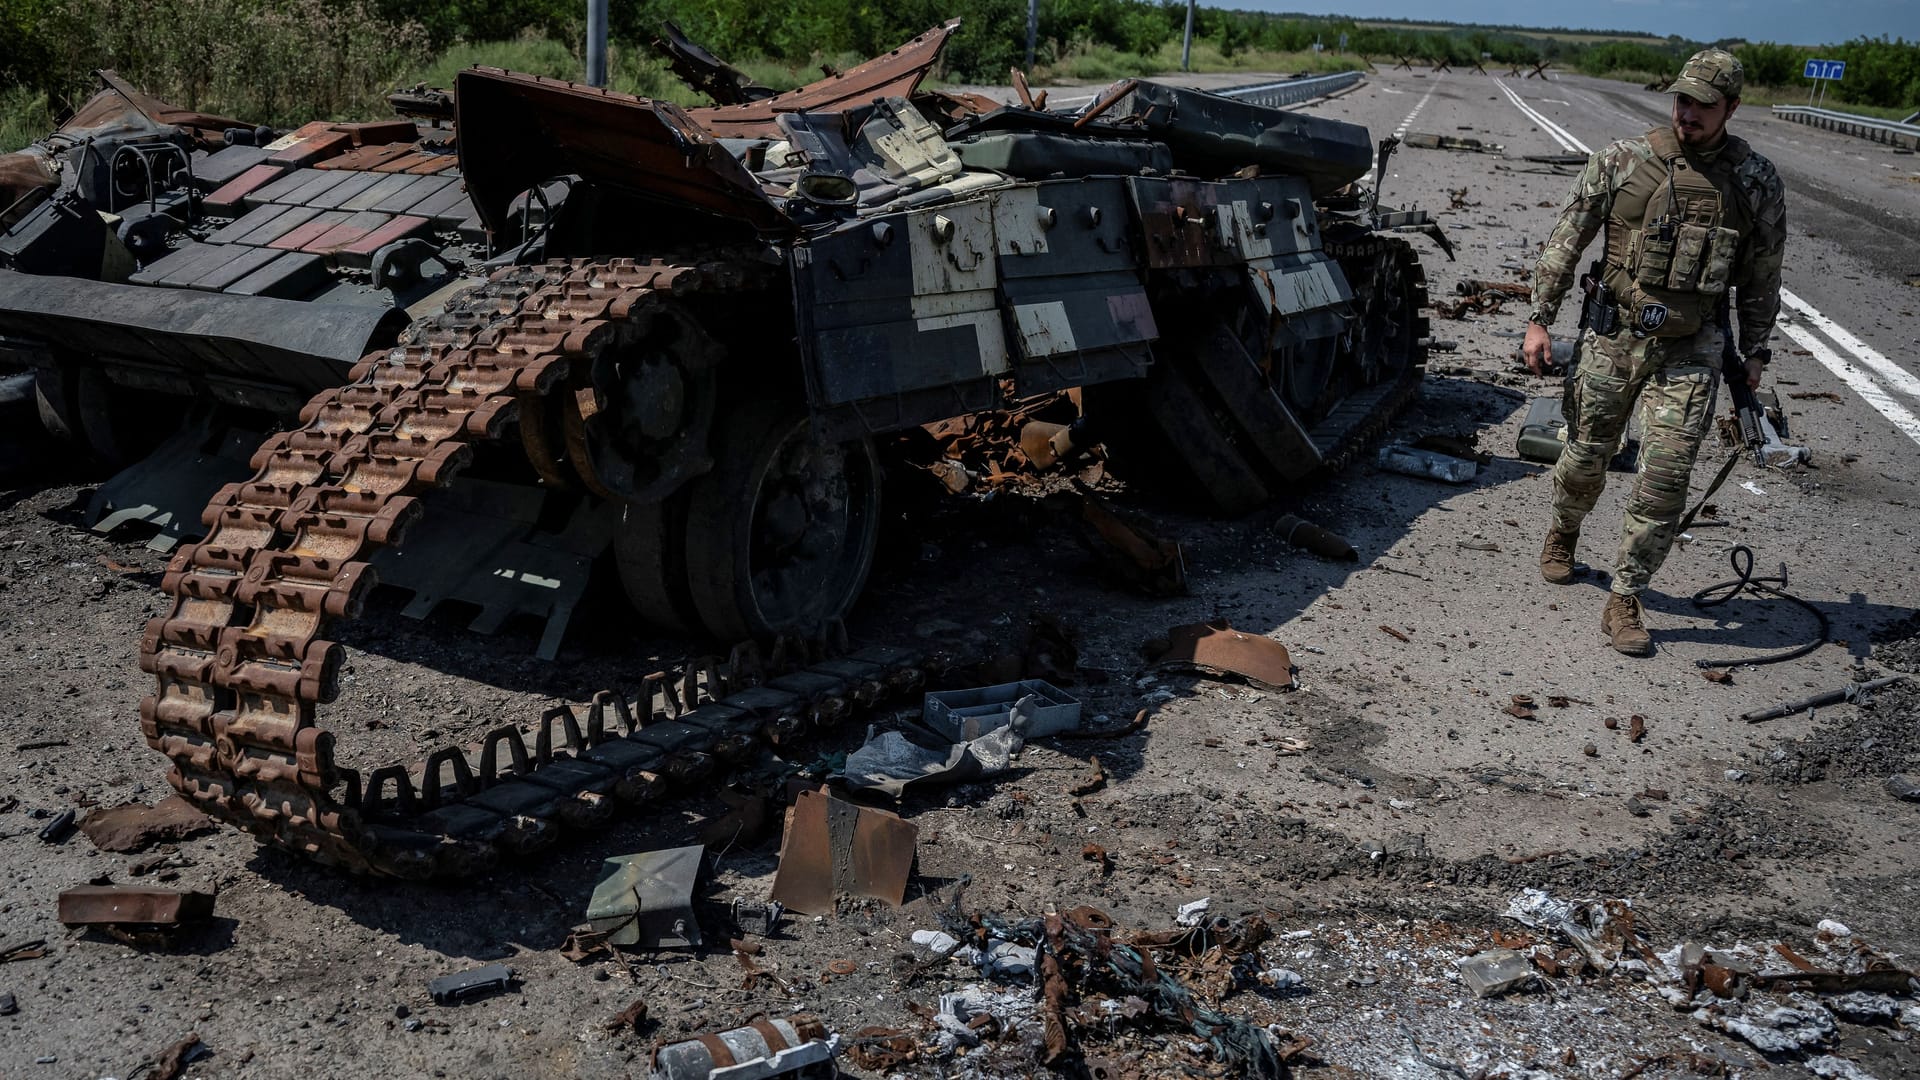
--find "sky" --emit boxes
[1239,0,1920,47]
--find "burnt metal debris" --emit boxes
[586,844,706,948]
[1151,621,1297,691]
[427,962,515,1005]
[0,23,1434,878]
[769,788,917,914]
[651,1015,835,1080]
[56,885,215,929]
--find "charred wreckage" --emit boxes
[0,23,1441,877]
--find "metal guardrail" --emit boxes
[1218,70,1364,108]
[1771,105,1920,150]
[1052,69,1363,112]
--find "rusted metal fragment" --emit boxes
[769,789,915,914]
[1060,490,1186,596]
[1154,621,1295,691]
[78,796,214,853]
[144,1033,208,1080]
[649,20,776,105]
[688,20,959,140]
[454,67,790,239]
[57,885,214,928]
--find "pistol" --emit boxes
[1578,260,1618,336]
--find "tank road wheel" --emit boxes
[613,492,700,636]
[32,362,162,467]
[682,402,881,642]
[561,301,720,504]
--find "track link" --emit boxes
[136,260,958,879]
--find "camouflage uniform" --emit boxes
[1528,52,1786,598]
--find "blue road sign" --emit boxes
[1803,58,1846,81]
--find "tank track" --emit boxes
[136,259,965,879]
[1317,233,1431,472]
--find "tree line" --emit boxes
[1,0,1913,136]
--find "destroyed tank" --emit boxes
[0,23,1435,876]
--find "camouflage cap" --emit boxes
[1669,48,1743,104]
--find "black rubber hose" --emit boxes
[1690,544,1828,669]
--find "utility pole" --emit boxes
[1181,0,1196,72]
[1026,0,1038,70]
[586,0,608,87]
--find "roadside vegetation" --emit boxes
[0,0,1914,153]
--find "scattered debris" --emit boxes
[652,1015,835,1080]
[1274,513,1357,562]
[139,1033,209,1080]
[1627,714,1647,743]
[37,808,76,843]
[844,716,1024,797]
[586,845,706,948]
[1456,948,1536,998]
[844,1026,916,1072]
[603,998,648,1034]
[1886,774,1920,802]
[1703,669,1734,684]
[1788,390,1844,402]
[1380,625,1412,644]
[731,899,783,937]
[1053,488,1188,596]
[926,679,1082,739]
[1455,278,1532,298]
[57,885,214,931]
[0,992,15,1015]
[1741,675,1907,722]
[1406,132,1505,153]
[769,789,916,914]
[1150,621,1296,690]
[1503,889,1641,973]
[1067,756,1108,797]
[937,884,1283,1077]
[1082,842,1113,876]
[78,797,215,854]
[15,739,68,751]
[427,963,515,1006]
[0,939,47,963]
[1175,897,1211,926]
[1377,444,1477,483]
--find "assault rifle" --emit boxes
[1717,304,1768,467]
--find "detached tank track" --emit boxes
[136,259,963,879]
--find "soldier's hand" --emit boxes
[1744,357,1763,391]
[1522,323,1554,375]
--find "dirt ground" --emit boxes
[2,70,1918,1080]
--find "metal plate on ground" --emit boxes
[769,788,916,915]
[86,419,260,551]
[370,478,618,659]
[586,844,706,947]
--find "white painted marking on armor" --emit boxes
[1780,289,1920,404]
[1495,79,1591,155]
[1780,322,1920,448]
[1013,301,1078,357]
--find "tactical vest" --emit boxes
[1600,127,1754,338]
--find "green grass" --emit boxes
[1350,19,1665,45]
[398,35,704,106]
[1,87,56,154]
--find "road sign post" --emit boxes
[1803,58,1846,107]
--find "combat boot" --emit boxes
[1540,529,1578,585]
[1601,593,1652,656]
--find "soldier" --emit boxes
[1521,49,1786,656]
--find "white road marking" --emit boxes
[1494,78,1591,154]
[1363,76,1445,189]
[1780,288,1920,404]
[1780,322,1920,447]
